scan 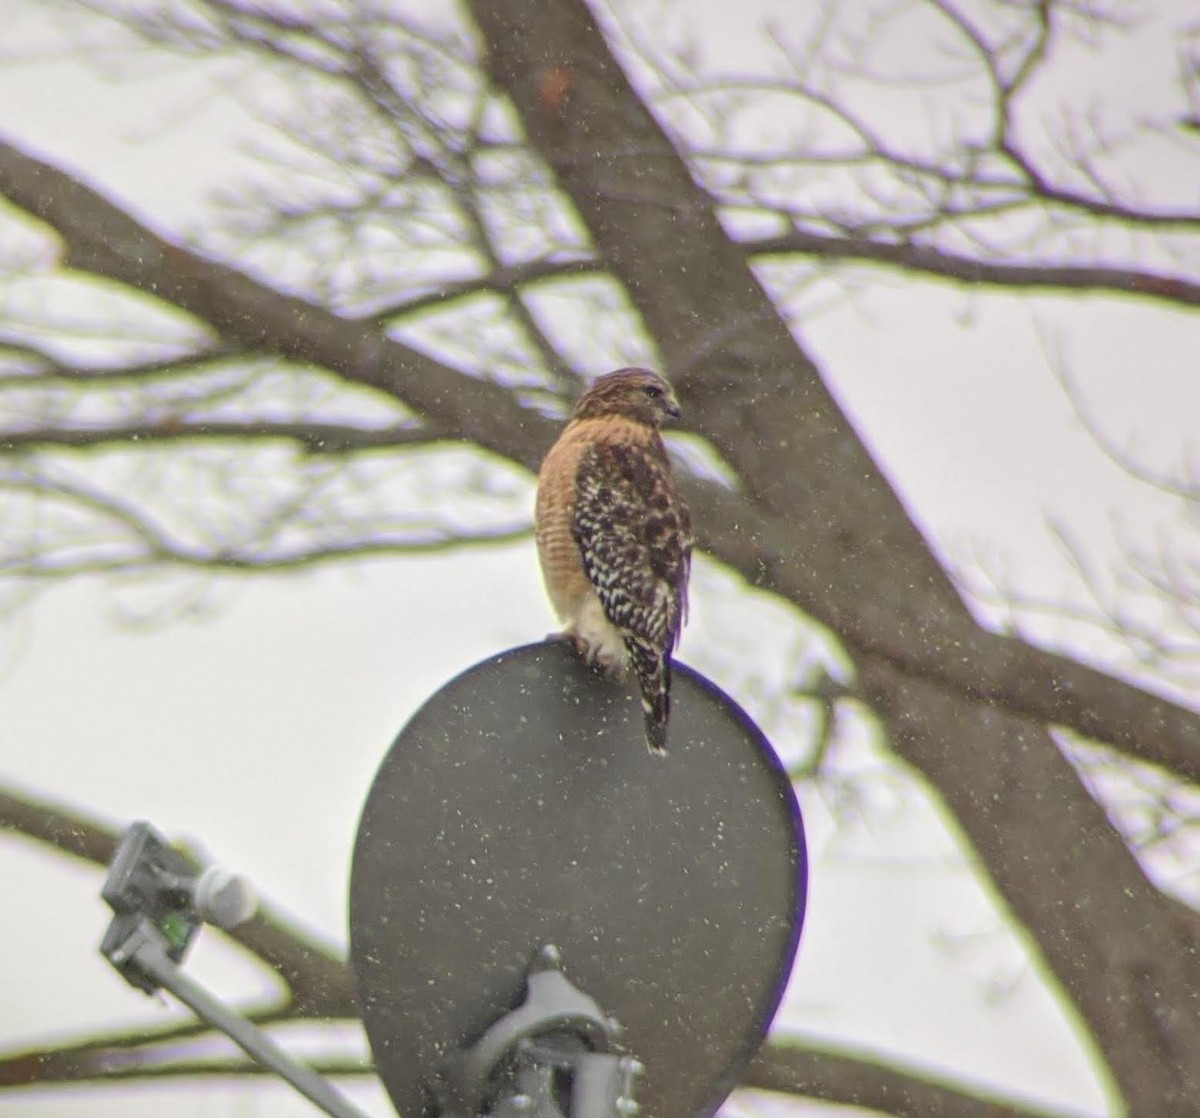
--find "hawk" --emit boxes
[535,368,693,755]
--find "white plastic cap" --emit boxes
[193,866,258,929]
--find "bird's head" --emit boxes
[571,368,682,427]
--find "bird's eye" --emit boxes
[643,385,663,399]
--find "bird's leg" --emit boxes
[552,626,627,679]
[583,642,627,680]
[545,627,597,663]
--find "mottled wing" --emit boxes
[572,440,691,652]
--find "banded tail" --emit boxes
[629,637,672,756]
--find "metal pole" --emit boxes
[128,929,373,1118]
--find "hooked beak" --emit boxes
[664,392,682,420]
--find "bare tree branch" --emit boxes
[748,228,1200,308]
[745,1040,1072,1118]
[363,257,598,324]
[0,137,551,467]
[0,1053,373,1089]
[0,419,443,455]
[366,233,1200,316]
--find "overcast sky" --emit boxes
[3,2,1198,1117]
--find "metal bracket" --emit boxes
[99,822,370,1118]
[435,946,642,1118]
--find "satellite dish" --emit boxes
[350,641,806,1118]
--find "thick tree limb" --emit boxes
[745,1041,1072,1118]
[360,236,1200,321]
[748,229,1200,309]
[863,659,1200,1109]
[364,237,1200,320]
[365,237,1200,321]
[460,1,1200,1112]
[0,138,545,469]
